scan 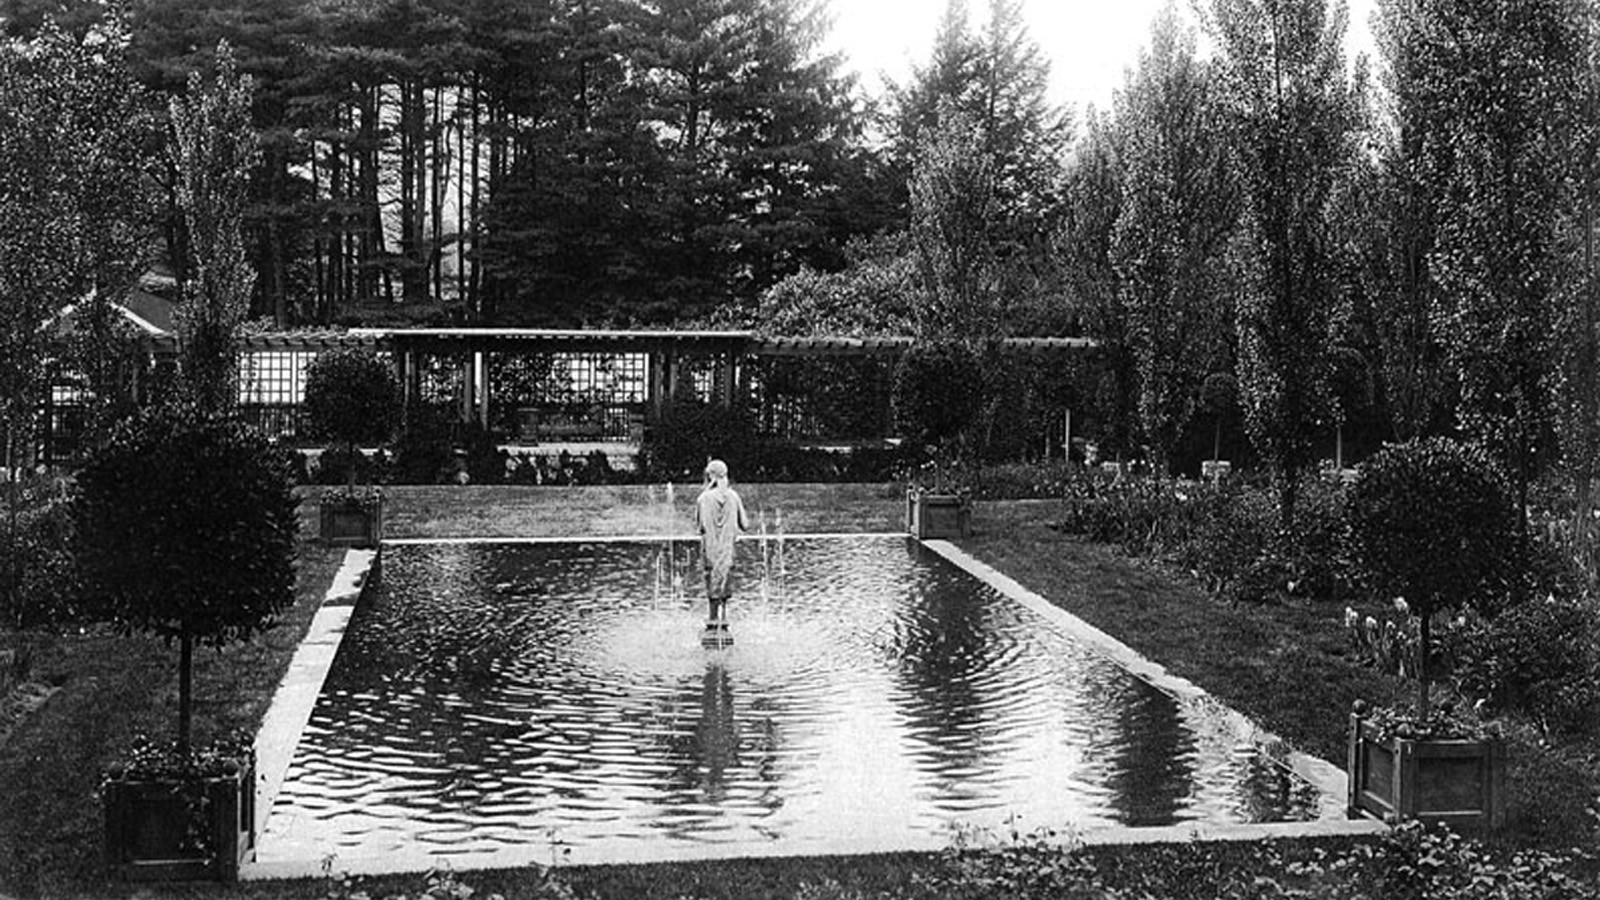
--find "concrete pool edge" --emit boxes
[249,548,378,854]
[242,815,1388,882]
[241,535,1387,881]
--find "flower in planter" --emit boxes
[103,732,252,786]
[1354,699,1497,745]
[320,484,384,511]
[101,730,254,871]
[898,445,976,501]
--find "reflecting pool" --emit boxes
[260,536,1323,863]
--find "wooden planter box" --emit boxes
[906,491,971,539]
[104,753,256,882]
[319,496,383,547]
[1347,712,1505,831]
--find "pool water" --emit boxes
[261,536,1323,863]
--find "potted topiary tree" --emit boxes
[893,340,983,538]
[303,347,400,546]
[73,404,297,880]
[1344,436,1519,830]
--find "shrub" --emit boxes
[460,422,505,485]
[392,404,459,484]
[1179,481,1277,596]
[1370,822,1592,900]
[1255,476,1357,604]
[638,397,761,483]
[968,460,1079,500]
[1452,596,1600,734]
[303,347,401,486]
[1053,468,1358,607]
[1,485,80,629]
[1053,472,1204,556]
[1347,437,1523,719]
[72,404,298,750]
[892,340,983,450]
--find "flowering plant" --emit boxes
[100,732,252,857]
[897,444,975,500]
[102,731,252,786]
[320,483,384,511]
[1353,699,1495,744]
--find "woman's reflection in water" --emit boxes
[696,660,738,800]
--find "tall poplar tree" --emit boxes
[1208,0,1363,526]
[909,103,999,338]
[1387,0,1588,511]
[169,42,260,413]
[1059,109,1139,460]
[1112,5,1239,475]
[1556,5,1600,569]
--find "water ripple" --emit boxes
[263,536,1324,862]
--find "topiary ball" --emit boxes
[1346,437,1521,620]
[303,347,401,448]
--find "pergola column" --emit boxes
[406,350,422,411]
[715,349,735,406]
[459,351,475,425]
[476,351,490,429]
[648,351,666,418]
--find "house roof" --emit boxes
[117,288,177,335]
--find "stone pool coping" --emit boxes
[241,535,1385,882]
[252,548,378,846]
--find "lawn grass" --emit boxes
[1,484,1593,898]
[959,499,1412,766]
[380,482,907,539]
[0,497,346,899]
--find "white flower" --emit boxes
[1393,597,1410,616]
[1344,607,1359,629]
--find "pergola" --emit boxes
[137,328,1095,446]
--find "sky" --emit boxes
[825,0,1380,115]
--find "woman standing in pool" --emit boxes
[696,459,749,638]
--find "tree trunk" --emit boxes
[468,77,482,319]
[1278,462,1299,533]
[4,429,17,628]
[1417,613,1432,722]
[178,627,193,755]
[359,85,383,305]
